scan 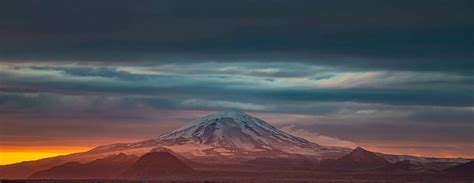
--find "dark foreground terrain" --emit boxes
[3,148,473,183]
[2,171,473,183]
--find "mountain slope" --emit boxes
[444,160,474,177]
[121,152,194,178]
[0,155,70,179]
[376,160,432,172]
[30,153,138,179]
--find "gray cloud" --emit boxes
[0,0,472,73]
[1,64,472,107]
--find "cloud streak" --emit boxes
[281,125,357,148]
[1,64,472,107]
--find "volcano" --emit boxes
[89,110,349,158]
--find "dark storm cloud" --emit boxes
[1,0,473,72]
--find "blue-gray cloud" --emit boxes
[0,0,472,73]
[1,65,472,107]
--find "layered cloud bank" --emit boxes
[1,62,472,159]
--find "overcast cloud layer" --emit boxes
[0,0,473,158]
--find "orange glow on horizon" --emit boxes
[358,143,474,159]
[0,152,69,165]
[0,147,91,165]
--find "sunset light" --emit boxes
[0,0,472,182]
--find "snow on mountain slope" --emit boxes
[90,110,350,157]
[158,110,317,152]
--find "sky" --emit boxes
[0,0,473,164]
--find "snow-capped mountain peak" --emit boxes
[158,110,316,154]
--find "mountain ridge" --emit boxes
[30,153,138,179]
[320,147,392,170]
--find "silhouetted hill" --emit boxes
[30,153,138,179]
[320,147,392,170]
[376,160,434,173]
[121,151,194,178]
[444,160,474,177]
[0,156,67,179]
